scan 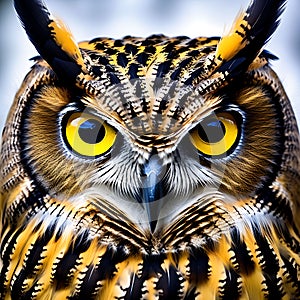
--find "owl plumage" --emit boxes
[1,0,300,299]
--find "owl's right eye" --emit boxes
[63,112,117,158]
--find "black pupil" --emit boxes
[78,119,105,144]
[198,118,225,143]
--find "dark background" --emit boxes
[1,0,299,133]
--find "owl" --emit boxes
[1,0,300,299]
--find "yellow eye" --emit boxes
[190,112,239,157]
[64,112,117,158]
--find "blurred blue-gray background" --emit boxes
[1,0,299,134]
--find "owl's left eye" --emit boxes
[189,112,239,157]
[64,112,117,158]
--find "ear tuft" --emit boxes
[14,0,86,82]
[214,0,287,75]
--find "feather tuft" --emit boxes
[214,0,287,75]
[14,0,85,82]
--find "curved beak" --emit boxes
[139,154,168,233]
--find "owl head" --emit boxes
[3,0,299,234]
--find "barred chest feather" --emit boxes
[1,181,300,299]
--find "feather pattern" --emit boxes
[1,0,300,299]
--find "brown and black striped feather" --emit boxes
[1,182,300,299]
[1,0,300,298]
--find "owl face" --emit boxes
[20,48,283,232]
[2,0,299,235]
